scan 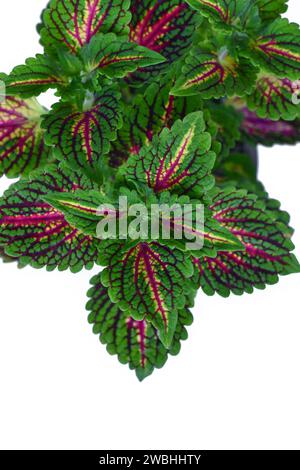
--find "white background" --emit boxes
[0,1,299,451]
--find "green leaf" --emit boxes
[86,275,193,380]
[111,67,203,167]
[171,49,258,98]
[192,186,300,296]
[150,192,244,256]
[1,55,68,98]
[255,0,288,22]
[246,75,300,121]
[43,189,116,237]
[54,50,84,77]
[42,87,122,179]
[0,165,100,272]
[247,18,300,80]
[81,33,166,79]
[101,240,194,348]
[40,0,131,53]
[186,0,260,31]
[124,112,216,197]
[129,0,197,81]
[0,96,51,178]
[44,188,244,257]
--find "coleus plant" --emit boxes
[0,0,299,381]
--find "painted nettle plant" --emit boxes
[1,0,300,381]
